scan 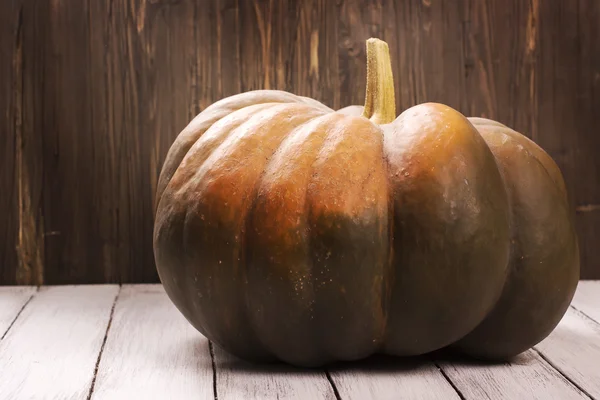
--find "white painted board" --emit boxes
[90,285,214,400]
[536,307,600,398]
[439,349,588,400]
[0,285,119,400]
[0,286,37,337]
[214,344,335,400]
[571,281,600,322]
[329,357,461,400]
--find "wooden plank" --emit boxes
[214,345,335,400]
[90,285,213,400]
[85,0,201,283]
[536,307,600,399]
[329,356,461,400]
[21,0,90,284]
[572,0,600,279]
[0,0,598,284]
[571,280,600,322]
[336,0,381,108]
[575,212,600,280]
[567,0,600,208]
[0,286,36,337]
[438,350,588,400]
[7,0,47,286]
[391,0,467,111]
[537,0,600,279]
[461,0,536,128]
[286,0,341,107]
[17,0,48,286]
[0,285,119,400]
[0,0,21,285]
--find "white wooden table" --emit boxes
[0,282,598,400]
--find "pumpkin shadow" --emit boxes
[215,355,432,376]
[326,347,516,373]
[211,343,514,375]
[326,353,435,374]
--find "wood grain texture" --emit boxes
[438,350,589,400]
[391,0,466,110]
[537,0,599,205]
[3,0,46,286]
[0,0,21,285]
[0,285,119,400]
[329,357,461,400]
[0,284,598,398]
[21,0,89,284]
[575,212,600,280]
[214,345,335,400]
[461,0,536,127]
[0,286,36,337]
[571,281,600,323]
[90,285,213,400]
[536,0,600,279]
[535,308,600,399]
[0,0,598,284]
[84,0,200,283]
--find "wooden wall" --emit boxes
[1,0,599,284]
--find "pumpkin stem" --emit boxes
[362,38,396,124]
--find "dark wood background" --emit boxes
[1,0,599,285]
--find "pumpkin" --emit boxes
[153,38,579,367]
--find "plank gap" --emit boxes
[328,355,461,399]
[571,281,600,321]
[209,341,218,400]
[535,305,600,398]
[0,285,121,399]
[532,348,594,400]
[437,349,588,399]
[86,284,122,400]
[0,286,38,341]
[435,362,466,400]
[88,285,213,399]
[324,370,342,400]
[570,304,600,326]
[212,341,334,399]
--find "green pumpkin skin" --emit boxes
[153,94,513,366]
[454,118,580,360]
[153,39,579,367]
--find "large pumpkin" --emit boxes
[153,38,579,366]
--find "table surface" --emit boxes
[0,281,598,400]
